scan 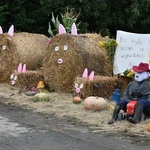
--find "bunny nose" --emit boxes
[11,80,16,85]
[57,58,63,64]
[76,88,80,93]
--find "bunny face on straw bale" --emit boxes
[0,25,17,81]
[9,63,44,91]
[74,68,94,99]
[0,25,48,82]
[74,68,118,99]
[43,23,83,92]
[43,24,112,93]
[10,63,26,86]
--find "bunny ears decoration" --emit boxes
[0,25,14,36]
[59,24,66,34]
[59,23,77,35]
[0,27,3,34]
[82,68,95,81]
[17,63,26,73]
[71,23,77,35]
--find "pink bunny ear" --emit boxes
[0,26,3,34]
[82,68,88,78]
[8,25,14,36]
[89,71,94,81]
[22,64,26,73]
[17,63,22,72]
[59,24,66,34]
[71,23,77,35]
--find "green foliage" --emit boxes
[0,0,51,34]
[123,69,135,77]
[48,7,81,37]
[99,37,118,62]
[124,0,150,33]
[61,7,81,33]
[0,4,9,26]
[0,0,150,36]
[48,12,60,37]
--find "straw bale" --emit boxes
[10,70,44,89]
[0,32,48,82]
[73,75,121,99]
[43,33,113,93]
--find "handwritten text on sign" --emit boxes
[113,30,150,75]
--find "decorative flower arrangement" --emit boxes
[99,36,118,62]
[123,69,135,77]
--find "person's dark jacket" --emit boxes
[123,80,150,102]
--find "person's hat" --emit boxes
[132,62,150,73]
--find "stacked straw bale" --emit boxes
[74,75,121,99]
[43,33,113,93]
[0,32,48,82]
[10,70,44,90]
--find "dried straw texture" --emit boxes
[43,33,113,93]
[10,70,44,89]
[74,75,118,99]
[0,33,48,82]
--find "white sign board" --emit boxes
[113,30,150,75]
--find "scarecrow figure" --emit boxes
[108,62,150,124]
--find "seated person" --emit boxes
[108,62,150,124]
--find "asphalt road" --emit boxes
[0,102,149,150]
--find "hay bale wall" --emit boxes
[0,32,48,82]
[43,33,113,93]
[10,70,44,90]
[74,75,120,99]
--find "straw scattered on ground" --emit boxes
[0,83,150,144]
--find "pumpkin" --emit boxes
[147,123,150,132]
[84,96,107,111]
[34,93,50,102]
[37,81,45,89]
[73,96,82,104]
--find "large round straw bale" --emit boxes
[0,32,48,82]
[43,33,113,93]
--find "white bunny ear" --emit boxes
[0,26,3,34]
[71,23,77,35]
[82,68,88,78]
[22,64,26,73]
[89,71,94,81]
[59,24,66,34]
[17,63,22,72]
[8,25,14,36]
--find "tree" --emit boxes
[125,0,150,33]
[0,0,150,37]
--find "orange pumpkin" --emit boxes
[147,123,150,132]
[73,96,82,104]
[84,96,107,111]
[37,81,45,89]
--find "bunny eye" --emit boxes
[64,45,68,51]
[55,46,59,51]
[10,74,14,79]
[80,84,83,89]
[14,76,17,80]
[74,83,78,88]
[2,45,7,50]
